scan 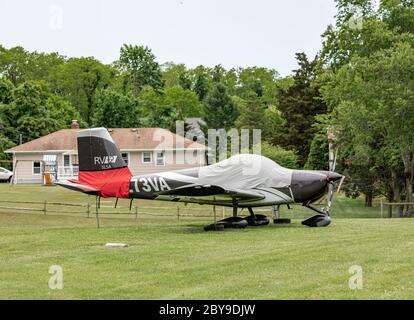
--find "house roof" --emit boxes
[6,128,207,153]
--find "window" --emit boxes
[121,152,129,166]
[155,151,165,166]
[63,154,71,167]
[33,161,41,175]
[142,152,152,164]
[0,168,5,173]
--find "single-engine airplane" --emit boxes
[56,128,344,230]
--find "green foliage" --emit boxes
[163,86,201,119]
[192,67,210,101]
[304,133,329,170]
[92,89,141,128]
[202,83,238,130]
[236,67,279,105]
[277,53,327,165]
[119,44,164,95]
[45,95,84,129]
[235,93,265,131]
[162,63,192,89]
[51,57,114,125]
[0,113,15,166]
[0,81,81,144]
[320,0,414,70]
[322,42,414,204]
[0,78,14,104]
[259,142,299,169]
[0,46,65,85]
[262,106,285,146]
[138,86,179,130]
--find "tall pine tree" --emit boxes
[277,53,326,166]
[202,83,238,130]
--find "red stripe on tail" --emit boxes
[70,167,132,198]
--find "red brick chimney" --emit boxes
[71,120,80,129]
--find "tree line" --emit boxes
[0,43,322,169]
[1,0,414,211]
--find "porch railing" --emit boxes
[57,165,79,178]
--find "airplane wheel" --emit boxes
[301,214,331,227]
[244,214,270,226]
[219,217,248,229]
[273,218,291,224]
[204,217,249,231]
[204,218,248,231]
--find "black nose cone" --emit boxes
[327,172,342,182]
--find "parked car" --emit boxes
[0,167,13,182]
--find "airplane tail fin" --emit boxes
[58,128,132,198]
[77,127,126,172]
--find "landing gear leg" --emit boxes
[232,199,238,217]
[248,207,255,218]
[272,205,291,224]
[244,207,270,226]
[272,205,280,221]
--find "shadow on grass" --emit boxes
[170,221,305,235]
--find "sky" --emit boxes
[0,0,338,76]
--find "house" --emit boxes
[5,121,208,184]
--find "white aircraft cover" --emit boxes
[198,154,293,189]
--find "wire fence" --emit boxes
[0,199,272,228]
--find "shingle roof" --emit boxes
[6,128,207,153]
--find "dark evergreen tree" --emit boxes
[193,73,209,101]
[202,83,238,130]
[304,133,329,170]
[235,93,265,131]
[277,53,327,166]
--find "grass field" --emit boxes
[0,184,413,299]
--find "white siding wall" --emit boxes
[12,150,206,183]
[13,153,44,184]
[126,150,206,175]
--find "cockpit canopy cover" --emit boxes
[198,154,292,190]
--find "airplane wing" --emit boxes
[158,184,265,201]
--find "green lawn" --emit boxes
[0,184,413,299]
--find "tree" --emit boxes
[202,83,238,130]
[380,0,414,35]
[51,57,114,125]
[322,43,414,210]
[320,0,414,71]
[262,106,285,146]
[304,133,329,170]
[119,44,164,95]
[235,93,265,132]
[0,78,14,104]
[92,89,141,128]
[0,81,81,144]
[162,63,192,89]
[45,96,85,129]
[0,46,65,85]
[277,53,327,165]
[192,66,210,101]
[260,142,299,169]
[138,86,179,130]
[0,109,15,169]
[236,67,279,105]
[163,86,201,119]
